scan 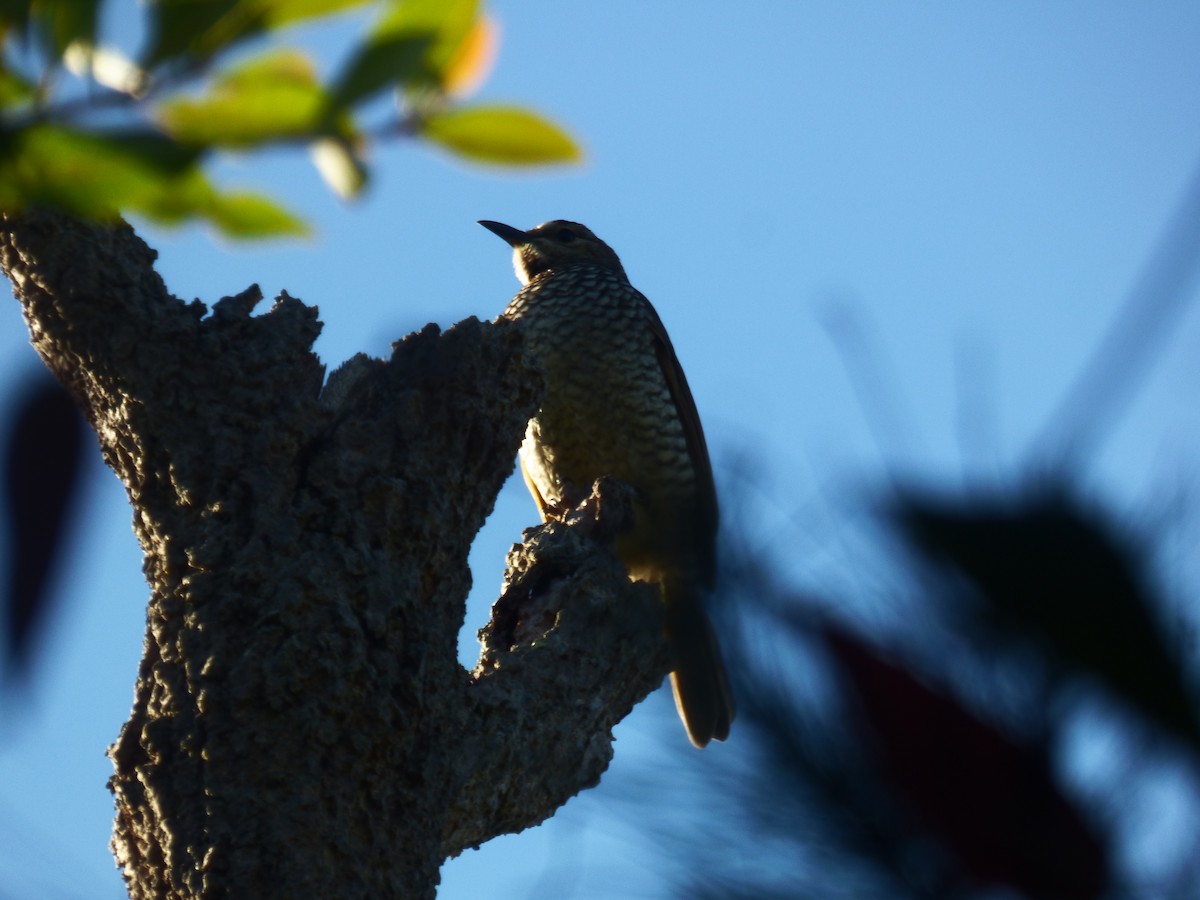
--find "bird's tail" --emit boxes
[663,584,735,748]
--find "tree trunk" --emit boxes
[1,212,671,899]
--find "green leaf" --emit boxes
[29,0,101,54]
[0,0,34,34]
[217,45,317,88]
[419,105,581,166]
[326,33,431,112]
[373,0,475,83]
[54,0,99,50]
[0,123,307,238]
[326,0,476,113]
[144,0,240,66]
[157,49,330,147]
[144,0,367,68]
[0,124,204,219]
[259,0,371,29]
[0,65,36,107]
[206,190,309,237]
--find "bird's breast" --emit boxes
[503,267,701,574]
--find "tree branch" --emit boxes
[450,478,670,856]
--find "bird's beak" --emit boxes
[478,220,529,247]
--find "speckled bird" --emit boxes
[480,218,734,747]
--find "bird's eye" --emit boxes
[556,228,577,242]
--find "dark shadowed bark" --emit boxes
[1,212,671,899]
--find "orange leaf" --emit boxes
[443,14,497,97]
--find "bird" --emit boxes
[479,218,734,747]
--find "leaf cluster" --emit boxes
[0,0,580,237]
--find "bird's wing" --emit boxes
[641,292,720,585]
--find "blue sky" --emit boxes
[3,3,1200,897]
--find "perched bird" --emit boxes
[480,218,734,747]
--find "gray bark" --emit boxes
[1,212,671,899]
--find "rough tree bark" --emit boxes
[1,212,672,899]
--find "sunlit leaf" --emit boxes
[206,190,309,237]
[442,13,496,98]
[326,0,475,113]
[258,0,370,29]
[157,49,331,147]
[311,135,368,199]
[375,0,475,84]
[419,104,580,166]
[63,42,149,95]
[218,45,316,88]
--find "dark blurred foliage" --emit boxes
[638,485,1200,900]
[2,373,88,688]
[896,491,1200,752]
[826,611,1106,899]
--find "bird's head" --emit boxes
[479,219,627,285]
